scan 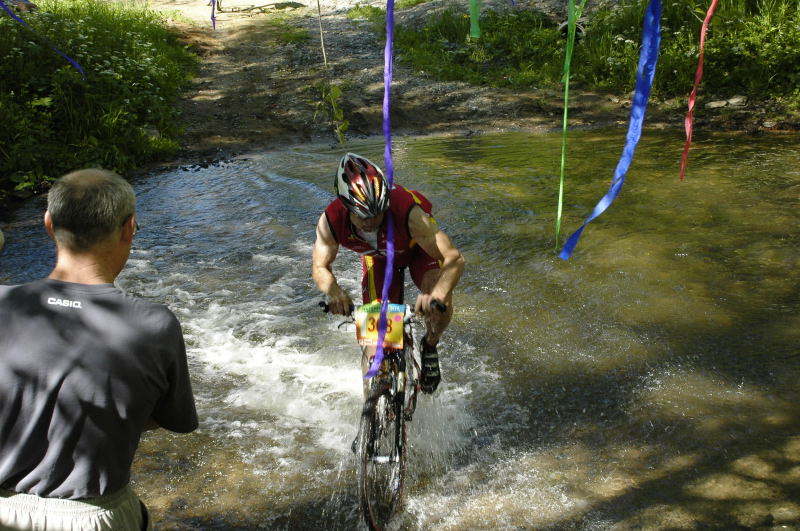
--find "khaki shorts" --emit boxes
[0,486,151,531]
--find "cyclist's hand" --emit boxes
[414,294,447,316]
[326,289,354,316]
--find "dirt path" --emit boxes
[144,0,785,170]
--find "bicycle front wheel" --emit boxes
[357,378,406,530]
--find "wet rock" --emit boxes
[728,95,747,106]
[706,100,728,109]
[771,503,800,523]
[763,120,777,128]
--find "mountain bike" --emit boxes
[321,300,444,530]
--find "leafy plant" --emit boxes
[312,80,349,144]
[0,0,197,199]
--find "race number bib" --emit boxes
[355,302,405,349]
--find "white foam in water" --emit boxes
[120,246,368,455]
[406,447,584,529]
[183,298,367,453]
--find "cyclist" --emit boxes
[312,153,464,394]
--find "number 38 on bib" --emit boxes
[355,302,405,349]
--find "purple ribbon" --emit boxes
[211,0,217,30]
[0,0,85,79]
[365,0,397,378]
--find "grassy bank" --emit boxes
[356,0,799,114]
[0,0,197,204]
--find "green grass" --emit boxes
[0,0,197,200]
[395,9,562,87]
[396,0,433,9]
[346,4,386,33]
[268,14,311,44]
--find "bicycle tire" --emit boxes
[357,375,407,530]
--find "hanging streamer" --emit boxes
[0,0,85,79]
[366,0,397,378]
[469,0,481,39]
[554,0,587,248]
[559,0,661,260]
[211,0,217,30]
[678,0,718,181]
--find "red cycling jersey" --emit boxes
[324,185,440,302]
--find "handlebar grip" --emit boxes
[319,301,355,315]
[431,299,447,313]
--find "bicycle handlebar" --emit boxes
[319,299,447,315]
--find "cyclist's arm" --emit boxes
[312,213,353,315]
[408,205,465,306]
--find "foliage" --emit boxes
[0,0,197,201]
[574,0,800,98]
[395,9,562,87]
[312,80,350,144]
[391,0,800,104]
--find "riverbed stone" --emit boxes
[728,95,747,106]
[706,100,728,109]
[771,502,800,523]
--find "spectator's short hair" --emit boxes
[47,169,136,251]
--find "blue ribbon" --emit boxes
[0,0,86,80]
[365,0,397,378]
[559,0,661,260]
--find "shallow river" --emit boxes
[1,129,799,529]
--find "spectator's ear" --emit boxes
[44,211,55,240]
[120,215,137,244]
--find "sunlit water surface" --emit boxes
[1,129,799,529]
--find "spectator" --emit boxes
[0,168,198,530]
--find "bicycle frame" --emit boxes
[320,301,422,529]
[356,305,420,530]
[358,305,421,421]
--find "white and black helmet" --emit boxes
[334,153,390,218]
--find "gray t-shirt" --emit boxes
[0,279,198,499]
